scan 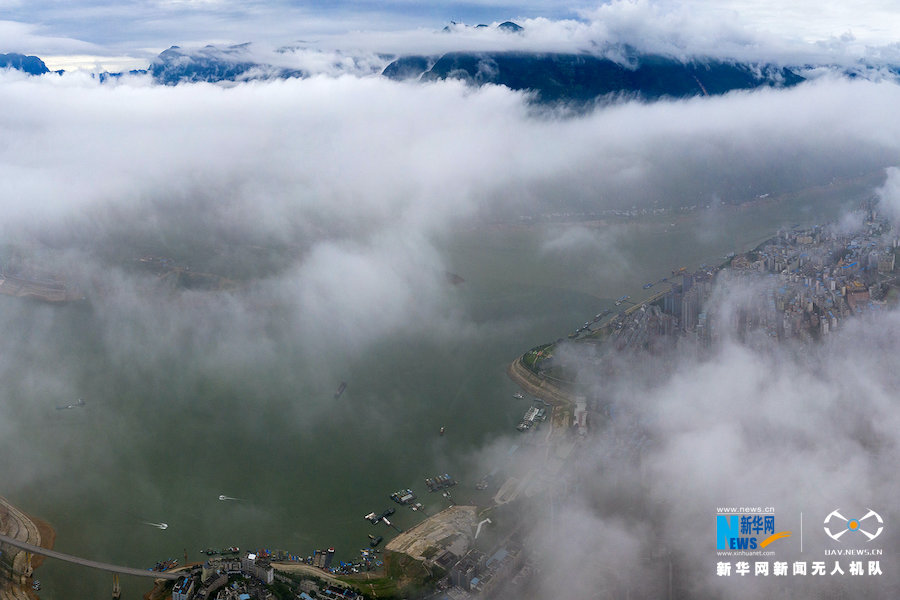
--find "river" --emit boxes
[0,177,871,598]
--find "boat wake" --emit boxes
[218,495,243,501]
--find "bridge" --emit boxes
[0,533,180,580]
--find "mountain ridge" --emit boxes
[4,27,898,107]
[0,53,50,75]
[385,51,804,102]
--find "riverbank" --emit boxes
[506,356,575,408]
[0,495,54,599]
[143,558,365,600]
[26,517,54,572]
[272,561,351,588]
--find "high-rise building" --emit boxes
[681,287,700,332]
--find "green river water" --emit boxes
[0,179,869,598]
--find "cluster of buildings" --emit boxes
[168,549,368,600]
[296,582,363,600]
[171,554,275,600]
[589,202,897,354]
[518,199,725,224]
[163,545,374,600]
[431,543,525,599]
[722,208,896,341]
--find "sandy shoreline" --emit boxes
[506,357,575,407]
[0,496,55,599]
[272,561,354,588]
[26,514,55,571]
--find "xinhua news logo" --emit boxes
[717,514,791,550]
[823,509,884,542]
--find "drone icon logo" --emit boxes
[823,509,883,542]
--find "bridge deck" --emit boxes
[0,533,180,580]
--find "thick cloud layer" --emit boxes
[8,1,900,72]
[513,274,900,598]
[0,72,898,391]
[1,50,900,596]
[877,167,900,226]
[2,72,899,226]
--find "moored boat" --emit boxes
[390,489,416,505]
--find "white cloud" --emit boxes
[2,11,900,594]
[40,54,148,72]
[876,166,900,227]
[0,71,895,411]
[0,19,97,55]
[8,0,900,71]
[521,276,900,597]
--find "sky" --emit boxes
[2,1,900,598]
[3,0,900,71]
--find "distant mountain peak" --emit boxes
[498,21,524,33]
[149,43,303,85]
[0,53,50,75]
[442,20,524,34]
[383,50,805,105]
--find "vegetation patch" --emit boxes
[522,343,553,371]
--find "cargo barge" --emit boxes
[390,489,416,505]
[425,474,457,492]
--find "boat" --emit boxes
[56,398,86,410]
[426,474,457,492]
[334,382,347,399]
[32,581,41,591]
[364,512,378,523]
[517,405,543,431]
[152,558,178,571]
[513,392,524,399]
[369,535,383,548]
[643,282,653,289]
[439,426,445,435]
[390,489,416,505]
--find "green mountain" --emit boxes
[384,51,804,103]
